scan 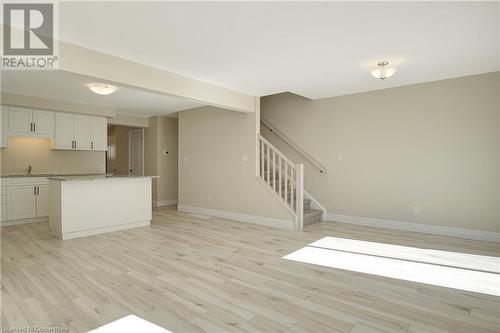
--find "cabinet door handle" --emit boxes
[75,141,77,149]
[30,123,33,132]
[91,141,94,150]
[34,123,36,132]
[38,186,40,196]
[34,186,36,195]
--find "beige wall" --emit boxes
[144,116,178,204]
[178,105,294,222]
[1,136,105,174]
[157,116,178,203]
[109,113,149,128]
[262,72,500,233]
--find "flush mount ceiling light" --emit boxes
[371,61,396,80]
[88,83,117,95]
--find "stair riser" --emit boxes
[304,214,322,225]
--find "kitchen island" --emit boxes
[49,175,158,240]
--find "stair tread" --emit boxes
[304,209,322,217]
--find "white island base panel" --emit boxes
[49,177,153,240]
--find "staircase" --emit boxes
[258,135,323,230]
[303,198,323,225]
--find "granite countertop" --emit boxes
[48,175,160,181]
[0,173,113,178]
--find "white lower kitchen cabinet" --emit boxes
[1,106,8,147]
[0,203,6,221]
[36,184,49,217]
[0,179,6,221]
[3,178,49,224]
[6,185,37,220]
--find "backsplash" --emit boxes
[0,136,105,174]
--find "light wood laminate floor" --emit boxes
[1,207,499,333]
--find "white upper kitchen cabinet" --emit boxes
[0,106,8,147]
[9,106,32,133]
[8,106,54,138]
[73,115,92,150]
[91,116,107,151]
[54,112,74,149]
[54,112,106,151]
[32,109,55,135]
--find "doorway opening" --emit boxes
[107,125,144,175]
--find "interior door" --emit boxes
[73,115,92,150]
[9,106,32,134]
[54,112,74,149]
[6,186,37,220]
[32,109,54,136]
[129,128,144,175]
[106,136,117,174]
[36,185,49,217]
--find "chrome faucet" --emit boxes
[27,164,32,175]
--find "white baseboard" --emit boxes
[325,213,500,243]
[54,220,151,240]
[1,216,48,227]
[156,199,178,207]
[178,205,294,230]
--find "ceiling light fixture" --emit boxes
[88,83,117,95]
[371,61,396,80]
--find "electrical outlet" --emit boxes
[413,206,420,215]
[242,155,248,162]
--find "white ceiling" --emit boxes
[58,1,499,99]
[1,71,202,116]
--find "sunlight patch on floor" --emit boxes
[88,315,172,333]
[283,237,500,296]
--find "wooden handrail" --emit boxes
[261,117,327,174]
